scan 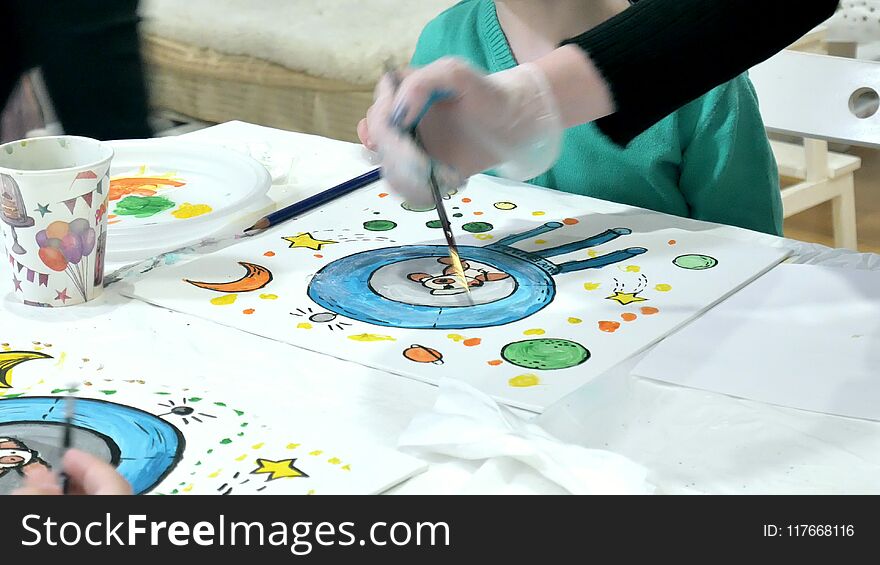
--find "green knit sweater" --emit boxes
[411,0,783,235]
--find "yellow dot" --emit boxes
[509,374,540,388]
[568,317,582,324]
[210,294,238,306]
[535,239,547,244]
[208,469,222,478]
[235,454,248,462]
[624,265,641,272]
[182,484,194,492]
[587,250,598,258]
[251,442,264,450]
[532,211,546,216]
[341,464,352,471]
[297,322,313,329]
[286,443,300,450]
[447,334,465,342]
[307,489,316,495]
[474,233,494,240]
[309,450,323,456]
[523,328,545,336]
[655,284,672,292]
[259,294,278,300]
[328,457,342,465]
[583,282,600,291]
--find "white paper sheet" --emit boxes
[0,335,425,495]
[633,263,880,421]
[127,175,789,412]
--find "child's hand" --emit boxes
[13,449,133,495]
[363,57,564,204]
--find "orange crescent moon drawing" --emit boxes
[185,262,273,293]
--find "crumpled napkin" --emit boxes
[398,379,654,495]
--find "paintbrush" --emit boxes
[61,391,75,494]
[383,63,470,294]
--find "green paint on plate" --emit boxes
[114,195,176,218]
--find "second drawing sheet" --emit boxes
[127,176,788,412]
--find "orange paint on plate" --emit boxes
[264,251,276,257]
[621,313,637,322]
[474,211,484,216]
[641,306,659,315]
[242,309,255,315]
[314,254,323,258]
[487,359,503,366]
[668,240,677,245]
[462,198,472,203]
[378,193,389,198]
[598,321,621,333]
[563,218,579,225]
[463,338,482,347]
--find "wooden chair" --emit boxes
[750,51,880,250]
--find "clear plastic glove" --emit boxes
[359,57,564,206]
[13,449,133,495]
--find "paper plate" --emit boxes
[104,139,272,262]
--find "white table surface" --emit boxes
[4,121,880,494]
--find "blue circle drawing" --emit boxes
[0,397,183,494]
[308,223,647,330]
[309,245,553,329]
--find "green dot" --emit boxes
[363,219,397,231]
[401,201,436,212]
[462,222,494,233]
[426,220,443,229]
[452,213,464,218]
[501,339,590,370]
[673,254,718,270]
[220,438,232,445]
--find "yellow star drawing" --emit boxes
[605,292,648,306]
[251,458,309,481]
[283,233,337,250]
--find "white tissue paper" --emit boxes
[398,379,654,495]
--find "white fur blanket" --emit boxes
[139,0,458,83]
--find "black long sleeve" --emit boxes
[561,0,840,145]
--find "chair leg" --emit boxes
[831,175,858,250]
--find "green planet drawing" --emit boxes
[673,254,718,270]
[501,339,590,370]
[363,219,397,231]
[462,222,494,233]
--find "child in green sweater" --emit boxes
[396,0,783,235]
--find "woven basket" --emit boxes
[141,34,373,142]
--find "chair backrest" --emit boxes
[749,50,880,148]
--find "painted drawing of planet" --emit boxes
[673,254,718,270]
[403,344,444,364]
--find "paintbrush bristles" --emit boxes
[446,247,470,295]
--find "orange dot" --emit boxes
[563,218,579,225]
[487,359,503,366]
[378,193,389,198]
[108,214,118,219]
[641,307,659,315]
[598,321,621,333]
[621,313,637,322]
[462,198,472,203]
[314,254,323,258]
[668,240,676,245]
[263,251,276,257]
[463,338,482,347]
[474,211,484,216]
[242,309,255,315]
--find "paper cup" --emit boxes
[0,136,113,307]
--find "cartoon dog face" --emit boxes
[407,257,510,295]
